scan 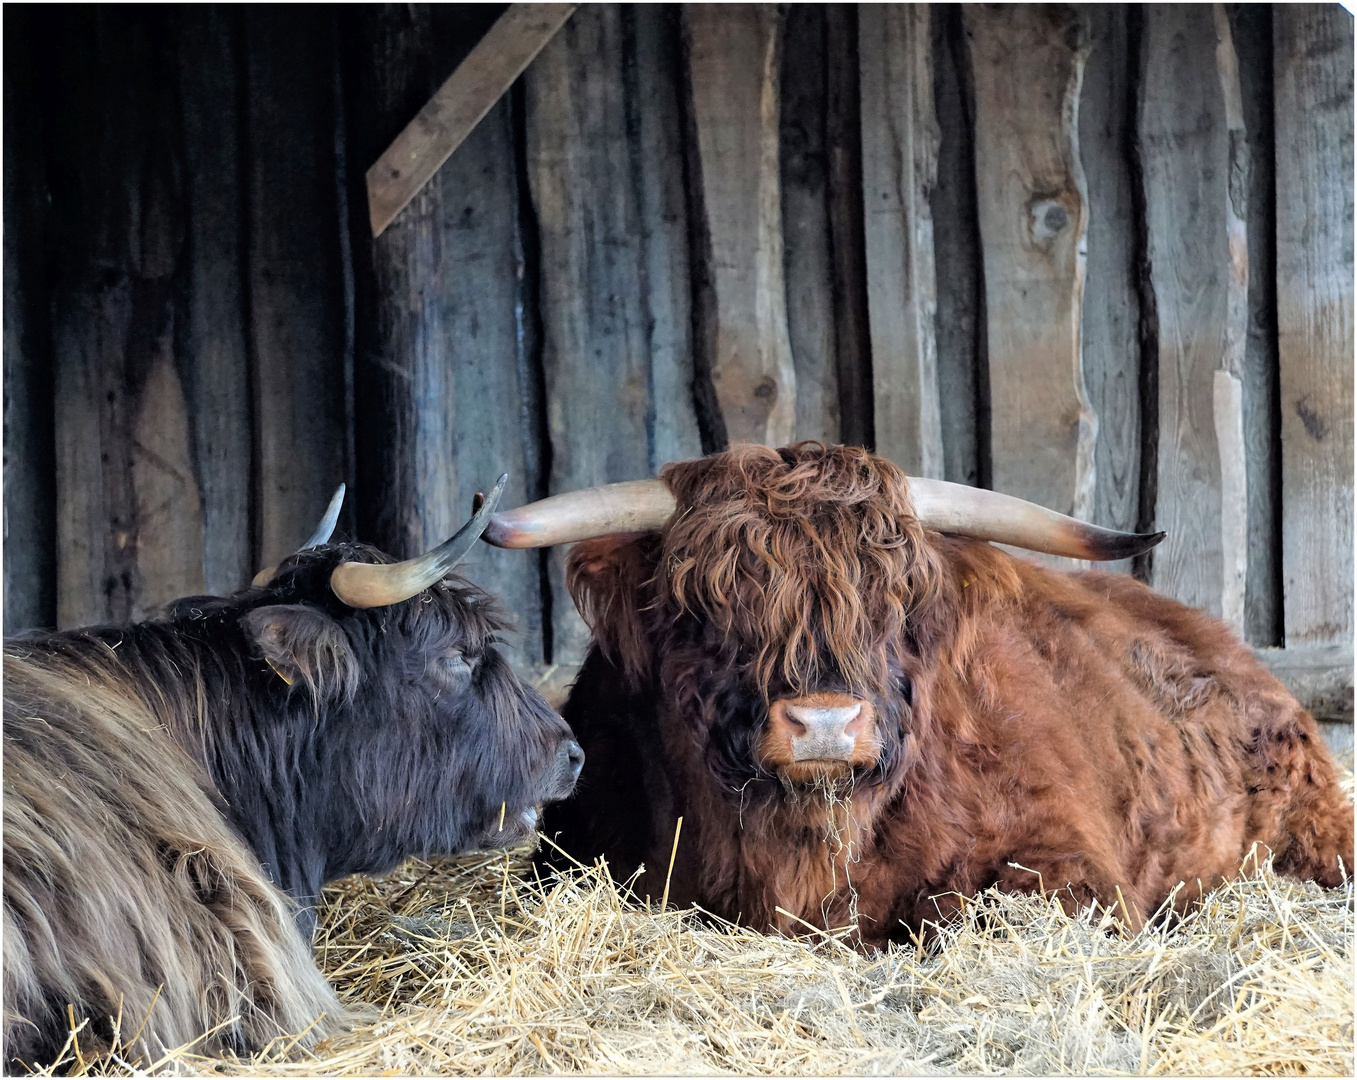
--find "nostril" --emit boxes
[784,715,808,737]
[564,739,585,779]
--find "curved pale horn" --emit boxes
[330,474,508,608]
[481,475,1162,561]
[252,484,348,586]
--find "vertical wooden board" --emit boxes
[929,6,982,488]
[629,6,703,470]
[967,5,1093,522]
[3,6,57,631]
[176,6,252,595]
[244,6,348,569]
[1078,4,1140,575]
[527,6,699,662]
[1138,5,1250,624]
[1227,3,1282,646]
[47,9,204,627]
[683,4,796,447]
[825,5,873,451]
[860,4,942,478]
[1275,5,1354,647]
[346,6,542,665]
[780,4,839,444]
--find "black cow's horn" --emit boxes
[252,484,348,587]
[330,474,508,608]
[481,475,1163,562]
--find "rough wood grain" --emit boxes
[967,5,1093,524]
[860,4,942,479]
[244,7,348,570]
[1078,4,1140,575]
[1227,3,1282,646]
[683,4,796,447]
[366,4,576,237]
[1254,645,1354,724]
[346,6,543,666]
[527,5,701,662]
[929,6,982,488]
[1274,5,1354,648]
[3,6,57,631]
[48,9,204,627]
[176,6,252,595]
[780,5,839,444]
[1137,5,1250,624]
[824,5,873,452]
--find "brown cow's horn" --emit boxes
[480,473,1162,562]
[481,479,677,548]
[330,474,508,608]
[252,484,347,586]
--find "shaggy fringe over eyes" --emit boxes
[659,442,945,696]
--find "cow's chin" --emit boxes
[477,804,541,849]
[775,760,856,788]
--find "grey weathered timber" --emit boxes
[1138,5,1250,625]
[967,5,1094,535]
[929,6,982,488]
[244,7,348,570]
[1254,645,1354,724]
[824,5,874,452]
[3,6,56,631]
[366,4,576,237]
[177,7,252,596]
[683,4,796,447]
[780,5,840,444]
[1274,5,1355,648]
[526,5,701,662]
[348,6,544,666]
[1078,5,1140,576]
[1228,3,1282,646]
[48,9,205,627]
[860,4,942,479]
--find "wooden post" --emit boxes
[683,5,796,448]
[1138,5,1250,628]
[526,6,701,662]
[348,6,545,667]
[1078,5,1141,575]
[1274,5,1354,648]
[860,4,942,479]
[966,5,1094,525]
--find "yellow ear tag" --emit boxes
[265,658,294,686]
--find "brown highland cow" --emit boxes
[485,442,1353,949]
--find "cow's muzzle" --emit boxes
[758,693,881,780]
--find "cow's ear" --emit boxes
[241,604,360,703]
[566,535,658,685]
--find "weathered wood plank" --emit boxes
[683,4,796,447]
[527,5,702,662]
[366,3,576,237]
[1227,3,1282,646]
[3,5,57,631]
[176,6,252,596]
[860,4,942,478]
[967,5,1093,523]
[1078,4,1140,575]
[1253,645,1354,724]
[48,9,204,627]
[1274,4,1354,648]
[244,7,348,570]
[929,5,982,488]
[780,4,839,444]
[1137,5,1250,625]
[824,4,873,452]
[346,6,544,666]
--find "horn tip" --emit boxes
[1080,528,1166,561]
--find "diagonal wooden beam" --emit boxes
[365,3,576,237]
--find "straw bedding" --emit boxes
[37,776,1354,1077]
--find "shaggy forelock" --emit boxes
[659,442,944,697]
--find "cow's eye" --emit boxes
[438,652,473,681]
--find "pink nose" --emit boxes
[760,694,879,771]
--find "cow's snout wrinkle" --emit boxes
[785,703,862,762]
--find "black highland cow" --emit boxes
[2,479,582,1069]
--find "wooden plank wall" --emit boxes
[3,5,1352,724]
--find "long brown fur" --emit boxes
[554,442,1354,948]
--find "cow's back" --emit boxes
[2,650,344,1069]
